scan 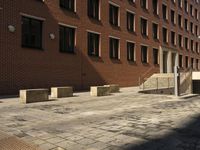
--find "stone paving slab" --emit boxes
[0,87,200,150]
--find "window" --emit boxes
[128,0,136,4]
[22,16,42,49]
[185,37,188,50]
[141,45,148,63]
[59,25,75,53]
[88,32,100,57]
[141,0,148,10]
[141,18,148,36]
[184,18,188,31]
[178,34,183,47]
[191,40,194,52]
[109,37,119,59]
[171,31,176,45]
[195,25,198,36]
[178,0,182,8]
[190,22,194,34]
[185,56,189,68]
[196,59,199,70]
[190,4,193,17]
[109,4,119,27]
[88,0,99,20]
[127,42,135,61]
[162,27,168,43]
[171,10,175,24]
[178,14,182,28]
[152,23,159,40]
[171,0,176,4]
[162,4,168,20]
[184,0,188,13]
[179,55,183,68]
[152,0,158,15]
[60,0,75,12]
[191,58,194,69]
[127,11,135,32]
[196,42,199,53]
[195,9,198,20]
[153,48,159,65]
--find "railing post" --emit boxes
[139,77,141,89]
[168,77,169,89]
[143,79,145,90]
[174,66,180,96]
[156,77,158,90]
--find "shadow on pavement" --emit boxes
[123,115,200,150]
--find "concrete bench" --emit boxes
[104,84,120,93]
[19,89,49,104]
[90,86,110,96]
[51,87,73,98]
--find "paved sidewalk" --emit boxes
[0,87,200,150]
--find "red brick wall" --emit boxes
[0,0,199,95]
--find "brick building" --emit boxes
[0,0,200,95]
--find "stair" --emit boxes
[141,73,174,90]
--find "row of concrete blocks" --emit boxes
[20,84,120,104]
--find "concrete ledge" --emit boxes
[19,89,49,104]
[90,86,110,96]
[51,87,73,98]
[104,84,120,93]
[139,87,174,95]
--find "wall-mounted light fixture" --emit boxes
[49,33,55,40]
[8,25,16,33]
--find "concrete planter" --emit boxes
[19,89,49,104]
[51,87,73,98]
[90,86,110,96]
[104,84,120,93]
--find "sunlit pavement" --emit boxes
[0,87,200,150]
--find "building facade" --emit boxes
[0,0,199,95]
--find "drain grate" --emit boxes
[0,131,41,150]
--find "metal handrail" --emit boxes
[139,67,156,88]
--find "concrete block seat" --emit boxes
[90,86,110,96]
[20,89,49,104]
[104,84,120,93]
[51,87,73,98]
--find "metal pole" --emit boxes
[174,66,180,96]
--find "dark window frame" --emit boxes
[88,32,100,57]
[140,17,148,37]
[127,42,135,62]
[109,4,119,27]
[127,11,135,32]
[152,23,158,40]
[59,25,75,53]
[88,0,100,20]
[60,0,75,12]
[153,48,159,65]
[21,16,43,49]
[109,37,119,60]
[140,0,148,10]
[141,45,148,63]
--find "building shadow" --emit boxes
[122,115,200,150]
